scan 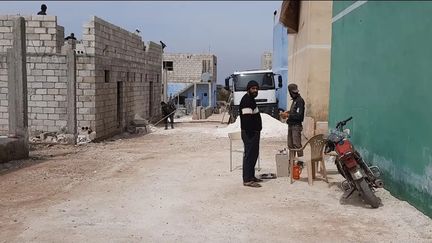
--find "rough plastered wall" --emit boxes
[163,53,217,83]
[0,15,68,135]
[80,16,162,139]
[330,1,432,217]
[287,1,332,122]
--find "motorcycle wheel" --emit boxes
[355,179,380,208]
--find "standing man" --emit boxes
[37,4,47,15]
[239,80,263,188]
[281,83,305,160]
[161,101,175,130]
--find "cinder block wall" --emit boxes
[0,15,69,134]
[163,53,217,83]
[80,16,162,139]
[0,15,63,54]
[0,55,7,131]
[0,15,162,139]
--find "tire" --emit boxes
[356,179,380,208]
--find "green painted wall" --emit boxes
[332,1,356,16]
[330,1,432,218]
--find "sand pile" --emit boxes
[215,113,287,138]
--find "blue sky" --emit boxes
[1,1,282,83]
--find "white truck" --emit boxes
[225,69,282,122]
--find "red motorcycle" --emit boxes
[325,117,384,208]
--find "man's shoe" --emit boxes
[165,127,168,130]
[243,181,262,187]
[253,177,263,182]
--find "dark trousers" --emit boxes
[164,114,174,128]
[241,130,260,182]
[288,125,303,157]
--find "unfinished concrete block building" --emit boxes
[163,53,217,108]
[0,15,162,140]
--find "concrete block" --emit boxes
[43,40,56,46]
[35,63,47,69]
[34,27,47,34]
[42,82,54,89]
[31,69,43,76]
[47,101,58,107]
[31,107,43,113]
[27,21,41,27]
[39,34,52,40]
[41,21,56,28]
[48,28,57,34]
[0,27,11,33]
[35,89,47,95]
[42,95,54,101]
[30,95,43,101]
[47,76,58,82]
[55,108,66,114]
[0,39,12,45]
[35,101,47,107]
[43,120,55,126]
[47,89,59,95]
[48,114,59,120]
[43,107,55,114]
[35,113,47,119]
[54,95,66,101]
[43,70,55,76]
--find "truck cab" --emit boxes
[225,69,282,122]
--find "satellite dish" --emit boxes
[201,72,212,82]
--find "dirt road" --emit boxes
[1,116,431,242]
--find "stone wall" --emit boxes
[163,53,217,83]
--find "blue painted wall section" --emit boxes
[273,17,289,110]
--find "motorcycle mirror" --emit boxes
[344,128,350,135]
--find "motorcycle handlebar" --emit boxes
[336,116,353,130]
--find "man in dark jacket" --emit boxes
[161,101,175,130]
[239,80,263,188]
[281,83,305,158]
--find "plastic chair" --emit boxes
[228,131,261,172]
[288,134,328,185]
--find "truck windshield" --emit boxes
[233,73,275,91]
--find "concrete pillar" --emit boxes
[193,83,197,110]
[66,47,77,144]
[163,69,168,102]
[7,17,28,141]
[208,82,212,107]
